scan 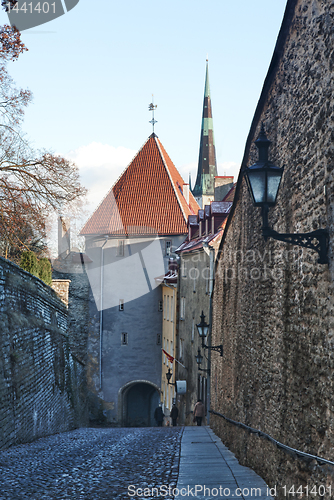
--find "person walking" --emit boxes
[154,404,164,427]
[193,399,205,426]
[170,403,179,427]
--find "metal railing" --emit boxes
[210,409,334,467]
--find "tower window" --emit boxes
[157,334,162,345]
[119,299,124,311]
[158,300,163,312]
[165,240,172,256]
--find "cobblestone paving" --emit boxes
[0,427,183,500]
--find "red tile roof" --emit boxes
[80,134,199,236]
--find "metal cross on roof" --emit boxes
[148,96,157,133]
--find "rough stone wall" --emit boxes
[0,257,87,450]
[52,257,90,363]
[211,0,334,497]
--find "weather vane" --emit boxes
[148,95,157,133]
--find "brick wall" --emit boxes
[0,257,87,450]
[211,0,334,497]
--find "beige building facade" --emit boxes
[160,281,177,417]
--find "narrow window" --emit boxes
[180,297,185,320]
[121,332,128,345]
[163,337,166,364]
[205,266,210,294]
[181,259,187,278]
[117,240,124,256]
[191,318,195,343]
[163,295,166,320]
[167,296,170,321]
[158,300,163,312]
[165,240,172,256]
[119,299,124,311]
[157,334,162,345]
[179,338,184,361]
[170,296,174,323]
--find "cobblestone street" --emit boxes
[0,427,183,500]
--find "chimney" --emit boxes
[183,183,190,205]
[58,216,71,257]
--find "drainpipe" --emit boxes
[99,235,109,390]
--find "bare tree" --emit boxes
[0,25,86,260]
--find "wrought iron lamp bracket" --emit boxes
[198,367,211,376]
[262,205,329,264]
[201,339,223,357]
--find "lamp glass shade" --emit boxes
[247,169,266,205]
[195,349,203,365]
[196,323,209,338]
[267,170,282,204]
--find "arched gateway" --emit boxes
[118,380,160,427]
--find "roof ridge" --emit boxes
[155,137,188,223]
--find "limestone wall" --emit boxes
[0,257,87,449]
[211,0,334,497]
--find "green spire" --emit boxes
[192,59,218,207]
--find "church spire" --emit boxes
[192,59,218,208]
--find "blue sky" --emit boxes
[1,0,287,211]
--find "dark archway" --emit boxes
[125,383,160,427]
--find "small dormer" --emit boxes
[188,215,198,241]
[210,202,233,234]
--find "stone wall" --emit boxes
[0,257,87,450]
[211,0,334,497]
[52,254,90,364]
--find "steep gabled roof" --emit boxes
[80,134,199,236]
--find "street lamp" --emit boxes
[244,123,329,264]
[195,348,210,376]
[166,368,175,386]
[166,367,172,385]
[196,311,223,356]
